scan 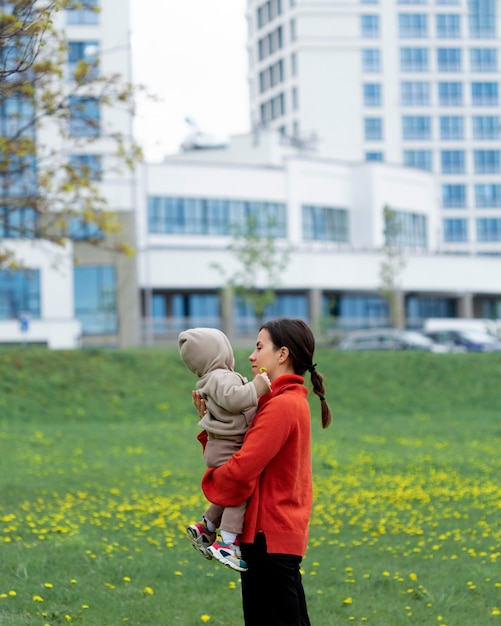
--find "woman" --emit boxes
[194,318,332,625]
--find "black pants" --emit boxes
[240,533,311,626]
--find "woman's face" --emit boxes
[249,328,281,381]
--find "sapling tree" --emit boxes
[380,205,406,328]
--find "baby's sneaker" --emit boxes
[186,522,216,559]
[207,539,248,572]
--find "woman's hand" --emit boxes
[192,390,207,418]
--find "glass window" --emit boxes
[471,82,498,105]
[402,115,431,139]
[363,83,382,106]
[258,26,283,60]
[407,296,456,326]
[386,210,428,248]
[0,269,40,320]
[440,116,464,139]
[443,218,468,242]
[474,150,500,173]
[442,184,467,207]
[361,15,380,38]
[364,117,383,140]
[68,215,104,240]
[477,218,501,241]
[437,48,461,71]
[468,0,496,38]
[362,49,381,72]
[365,151,384,161]
[441,150,465,173]
[399,14,428,37]
[472,115,500,139]
[235,293,308,334]
[475,183,501,207]
[0,207,38,238]
[470,48,497,71]
[68,41,99,80]
[436,14,461,37]
[401,81,430,105]
[69,154,102,181]
[302,205,349,242]
[438,81,463,105]
[290,52,297,76]
[404,150,432,171]
[74,265,117,335]
[66,0,99,25]
[325,294,389,330]
[68,96,100,137]
[400,47,429,71]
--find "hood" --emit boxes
[178,327,235,377]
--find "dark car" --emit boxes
[424,329,501,353]
[338,329,450,352]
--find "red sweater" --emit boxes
[201,374,312,556]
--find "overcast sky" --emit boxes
[129,0,249,161]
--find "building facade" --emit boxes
[136,130,501,344]
[0,0,138,348]
[246,0,501,254]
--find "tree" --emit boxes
[212,211,291,334]
[379,205,406,329]
[0,0,143,268]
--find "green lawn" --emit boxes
[0,347,500,625]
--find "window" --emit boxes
[236,293,308,334]
[260,92,286,123]
[302,205,349,242]
[68,96,100,137]
[475,183,501,207]
[474,149,500,173]
[437,48,461,71]
[257,0,283,29]
[366,151,384,161]
[324,294,389,329]
[401,81,430,105]
[74,265,117,335]
[290,18,296,41]
[386,210,428,248]
[259,59,284,93]
[66,0,99,25]
[258,26,283,60]
[440,116,464,139]
[362,49,381,72]
[472,115,500,139]
[438,82,463,105]
[442,184,467,207]
[363,83,382,106]
[68,215,104,240]
[443,218,468,242]
[399,14,428,37]
[364,117,383,140]
[0,207,38,238]
[470,48,497,71]
[68,41,99,80]
[407,296,456,325]
[148,197,287,238]
[290,52,297,76]
[361,15,379,38]
[436,14,461,37]
[477,218,501,241]
[400,47,429,71]
[69,154,102,181]
[471,82,498,105]
[402,115,431,139]
[404,149,432,170]
[441,150,465,173]
[468,0,496,38]
[0,269,40,319]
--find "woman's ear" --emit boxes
[278,346,289,363]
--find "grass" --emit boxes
[0,347,500,625]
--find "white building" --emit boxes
[0,0,138,348]
[246,0,501,254]
[136,129,501,343]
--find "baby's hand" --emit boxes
[256,371,272,392]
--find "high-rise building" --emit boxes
[246,0,501,253]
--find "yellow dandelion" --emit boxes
[142,586,154,595]
[33,595,44,602]
[492,608,500,616]
[409,572,417,581]
[8,590,16,596]
[343,597,353,605]
[123,576,131,582]
[82,605,89,609]
[201,616,211,623]
[175,571,182,576]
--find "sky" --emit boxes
[129,0,249,161]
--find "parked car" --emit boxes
[337,329,450,352]
[423,329,501,353]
